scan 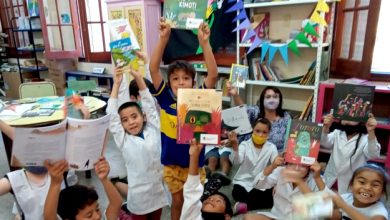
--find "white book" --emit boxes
[221,105,252,137]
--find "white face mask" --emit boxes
[264,98,280,110]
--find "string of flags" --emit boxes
[225,0,338,65]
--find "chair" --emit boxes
[19,81,57,99]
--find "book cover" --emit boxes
[284,120,322,165]
[177,89,222,144]
[11,114,110,171]
[109,38,138,68]
[221,105,252,139]
[229,64,249,88]
[332,83,375,122]
[108,19,140,46]
[163,0,208,29]
[292,191,333,220]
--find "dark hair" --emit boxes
[253,117,272,131]
[118,101,143,115]
[349,163,388,200]
[203,192,233,216]
[257,86,285,118]
[129,77,155,98]
[58,185,99,220]
[345,123,367,169]
[167,60,196,83]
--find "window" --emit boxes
[78,0,110,63]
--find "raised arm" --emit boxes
[253,155,284,189]
[95,156,122,220]
[44,160,68,220]
[228,131,243,164]
[150,18,171,90]
[364,114,381,158]
[226,81,243,106]
[320,114,335,149]
[0,119,14,140]
[197,23,218,89]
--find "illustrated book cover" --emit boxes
[229,64,249,88]
[11,114,110,171]
[332,83,375,122]
[163,0,208,29]
[284,119,322,165]
[221,105,252,139]
[177,88,222,144]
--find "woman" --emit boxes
[227,82,291,152]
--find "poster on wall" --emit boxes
[125,6,145,51]
[108,8,125,20]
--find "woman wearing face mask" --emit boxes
[321,113,381,194]
[227,83,291,152]
[226,118,278,215]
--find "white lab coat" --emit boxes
[230,139,278,192]
[321,130,381,193]
[107,88,169,215]
[340,193,388,219]
[253,167,322,219]
[180,174,203,220]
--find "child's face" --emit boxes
[75,201,102,220]
[351,170,384,207]
[253,122,270,137]
[119,106,144,135]
[168,69,194,96]
[202,194,226,214]
[286,164,309,178]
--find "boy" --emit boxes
[181,139,233,220]
[149,18,218,220]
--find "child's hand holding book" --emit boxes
[45,160,68,185]
[94,156,110,181]
[159,18,171,40]
[197,22,210,47]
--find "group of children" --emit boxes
[0,18,389,220]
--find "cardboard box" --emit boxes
[2,72,22,99]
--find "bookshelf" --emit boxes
[236,0,335,122]
[316,79,390,170]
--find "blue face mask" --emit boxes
[25,166,47,175]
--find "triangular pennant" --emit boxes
[196,45,203,55]
[247,36,262,54]
[315,0,330,13]
[260,42,270,62]
[268,45,278,65]
[310,11,327,26]
[303,23,319,37]
[278,45,289,65]
[288,40,300,56]
[233,9,248,22]
[232,18,251,32]
[295,32,312,47]
[241,28,256,43]
[225,0,244,13]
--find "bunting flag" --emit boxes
[241,29,256,43]
[226,0,244,13]
[310,11,327,26]
[315,0,330,13]
[278,45,289,64]
[268,46,278,65]
[232,18,251,32]
[247,37,262,54]
[295,32,312,47]
[288,40,300,56]
[303,23,319,37]
[233,9,248,22]
[260,42,270,62]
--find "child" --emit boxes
[244,157,325,220]
[330,163,388,220]
[321,113,381,193]
[43,157,122,220]
[180,139,233,220]
[106,68,169,219]
[149,18,218,220]
[228,118,278,214]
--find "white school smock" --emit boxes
[321,129,381,194]
[340,193,388,219]
[7,169,50,220]
[229,139,278,192]
[106,88,169,215]
[180,174,203,220]
[253,167,322,219]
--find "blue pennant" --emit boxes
[232,18,250,32]
[247,36,262,54]
[225,0,244,13]
[278,45,289,65]
[260,42,270,62]
[241,28,256,43]
[268,45,278,65]
[228,0,238,3]
[233,9,248,22]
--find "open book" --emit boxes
[11,114,110,171]
[221,105,252,139]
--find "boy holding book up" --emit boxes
[149,18,218,220]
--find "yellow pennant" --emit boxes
[315,0,329,13]
[310,11,328,26]
[206,6,214,19]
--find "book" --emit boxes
[332,83,375,122]
[109,38,138,68]
[108,19,140,44]
[284,120,322,165]
[177,88,222,144]
[221,105,252,139]
[163,0,208,29]
[229,64,249,88]
[299,94,313,121]
[11,114,110,171]
[291,191,333,220]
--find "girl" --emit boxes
[244,157,325,220]
[321,113,381,193]
[331,163,388,220]
[106,67,169,219]
[228,118,278,213]
[227,83,291,152]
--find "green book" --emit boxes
[163,0,208,29]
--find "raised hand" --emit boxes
[322,114,334,130]
[310,161,322,179]
[366,113,377,133]
[228,131,238,151]
[159,17,171,40]
[226,81,238,96]
[189,138,204,157]
[94,156,110,181]
[44,160,68,184]
[135,50,148,63]
[271,155,284,169]
[197,22,210,46]
[113,67,124,85]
